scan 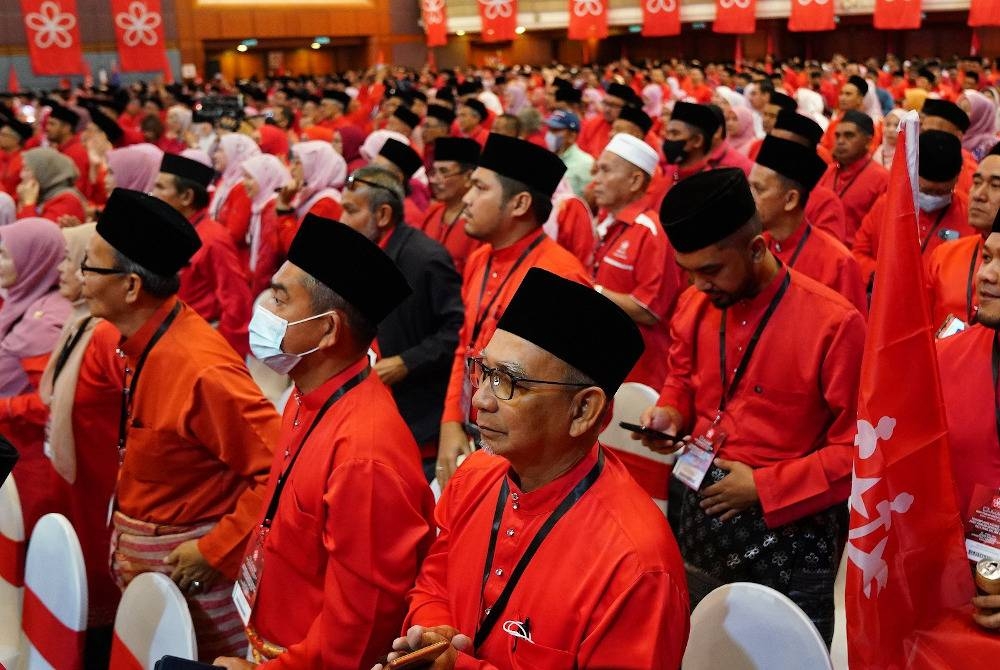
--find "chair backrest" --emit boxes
[109,572,197,670]
[682,582,833,670]
[0,476,25,661]
[598,382,676,512]
[21,513,87,670]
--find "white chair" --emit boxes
[109,572,197,669]
[0,476,24,669]
[20,513,87,670]
[598,382,676,514]
[682,582,833,670]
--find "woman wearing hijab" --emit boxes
[161,104,192,154]
[276,140,346,255]
[256,123,289,161]
[0,192,14,227]
[872,108,904,169]
[241,153,290,295]
[210,133,261,258]
[0,217,73,533]
[726,106,757,156]
[336,125,367,174]
[959,90,1000,162]
[15,147,87,223]
[88,142,165,208]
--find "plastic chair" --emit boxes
[682,582,833,670]
[109,572,197,670]
[598,382,676,514]
[0,476,24,669]
[21,513,88,670]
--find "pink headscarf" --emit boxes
[292,140,346,220]
[728,107,756,156]
[0,217,67,342]
[642,83,664,119]
[180,148,213,168]
[0,193,14,227]
[106,143,163,193]
[209,133,261,219]
[242,154,290,274]
[961,90,999,161]
[360,129,410,162]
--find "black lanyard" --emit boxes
[834,159,872,199]
[117,302,181,460]
[967,239,981,323]
[438,206,464,246]
[718,272,791,413]
[469,232,544,346]
[786,225,812,269]
[992,332,1000,441]
[51,316,93,384]
[474,449,605,649]
[261,366,370,529]
[919,204,952,253]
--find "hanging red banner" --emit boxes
[568,0,608,40]
[713,0,755,34]
[873,0,921,30]
[642,0,680,37]
[788,0,834,32]
[969,0,1000,27]
[110,0,170,73]
[422,0,448,47]
[20,0,84,75]
[478,0,517,42]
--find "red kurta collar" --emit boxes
[727,265,789,323]
[505,443,600,515]
[188,208,209,228]
[833,156,871,179]
[118,296,180,358]
[489,229,545,263]
[611,199,649,226]
[764,220,809,254]
[377,226,396,250]
[297,356,369,412]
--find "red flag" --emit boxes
[111,0,170,73]
[788,0,834,32]
[568,0,608,40]
[642,0,680,37]
[478,0,517,42]
[20,0,84,75]
[846,111,1000,667]
[7,66,20,94]
[873,0,921,30]
[713,0,755,34]
[421,0,448,47]
[970,0,1000,27]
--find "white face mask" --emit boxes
[248,304,334,374]
[917,191,952,213]
[545,131,564,153]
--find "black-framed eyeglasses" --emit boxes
[428,167,465,179]
[79,255,126,276]
[346,174,397,195]
[467,356,591,401]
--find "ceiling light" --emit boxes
[236,44,248,52]
[311,42,320,49]
[515,25,526,34]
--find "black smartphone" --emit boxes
[154,657,222,670]
[619,421,678,442]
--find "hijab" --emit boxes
[106,143,163,193]
[242,154,291,272]
[0,193,14,227]
[337,125,366,169]
[961,90,999,161]
[22,147,80,203]
[257,124,289,160]
[360,129,410,162]
[872,108,905,169]
[642,83,664,119]
[209,133,261,219]
[292,140,346,220]
[0,217,66,340]
[728,107,757,155]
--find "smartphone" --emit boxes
[385,640,450,669]
[153,657,221,670]
[619,421,677,442]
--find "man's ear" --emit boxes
[567,386,608,438]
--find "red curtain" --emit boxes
[478,0,516,42]
[422,0,448,47]
[642,0,680,37]
[713,0,755,34]
[110,0,170,73]
[20,0,84,75]
[568,0,608,40]
[872,0,921,30]
[788,0,835,32]
[969,0,1000,27]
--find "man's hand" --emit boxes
[374,355,408,387]
[700,458,759,522]
[436,422,472,488]
[973,594,1000,629]
[16,177,39,207]
[213,658,257,669]
[371,625,471,670]
[635,404,684,453]
[164,539,220,595]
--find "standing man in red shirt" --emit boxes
[44,101,90,197]
[420,137,482,275]
[577,83,639,158]
[0,110,31,196]
[639,168,865,644]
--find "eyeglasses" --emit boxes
[428,167,465,179]
[346,174,398,195]
[468,357,591,401]
[79,255,126,276]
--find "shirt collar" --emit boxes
[298,356,369,411]
[489,228,545,263]
[764,221,809,253]
[504,443,600,516]
[727,263,789,320]
[835,156,871,176]
[613,199,648,225]
[118,296,180,359]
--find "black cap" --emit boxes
[392,105,420,130]
[84,104,124,143]
[434,137,480,164]
[495,268,643,395]
[426,103,455,125]
[756,135,827,193]
[617,105,652,135]
[919,130,963,183]
[322,90,351,107]
[606,83,638,104]
[378,138,423,179]
[846,75,869,97]
[0,435,17,489]
[660,168,757,254]
[160,153,215,189]
[462,99,487,121]
[456,81,481,96]
[48,102,80,128]
[478,133,567,197]
[917,67,937,84]
[922,98,971,133]
[97,189,202,276]
[774,110,823,147]
[555,86,583,104]
[841,110,875,136]
[0,110,33,143]
[670,101,721,139]
[287,214,411,325]
[768,91,797,113]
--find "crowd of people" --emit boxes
[1,52,1000,668]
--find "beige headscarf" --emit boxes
[22,147,80,204]
[38,223,98,484]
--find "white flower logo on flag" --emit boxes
[24,1,76,50]
[572,0,603,17]
[719,0,751,8]
[422,0,445,24]
[646,0,677,13]
[114,1,161,47]
[478,0,513,19]
[796,0,830,5]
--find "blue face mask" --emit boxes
[248,304,334,374]
[917,191,952,213]
[545,131,564,153]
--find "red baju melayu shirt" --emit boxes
[215,182,254,265]
[593,201,683,388]
[57,134,91,198]
[658,266,866,528]
[0,149,22,196]
[551,196,596,269]
[441,231,590,425]
[818,158,890,248]
[804,185,847,243]
[249,358,435,668]
[404,446,690,669]
[420,201,482,277]
[927,234,983,328]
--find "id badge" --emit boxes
[964,484,1000,563]
[672,423,727,492]
[936,314,968,340]
[233,525,269,626]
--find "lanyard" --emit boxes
[469,232,544,346]
[968,239,982,323]
[51,316,93,384]
[718,272,791,413]
[474,449,604,649]
[262,366,370,529]
[117,302,181,461]
[786,225,813,269]
[438,206,464,246]
[834,160,872,199]
[919,205,952,253]
[992,332,1000,442]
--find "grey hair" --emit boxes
[350,165,404,226]
[113,249,180,298]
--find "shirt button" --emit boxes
[512,503,519,510]
[491,272,498,278]
[495,568,504,577]
[736,345,743,352]
[506,528,515,536]
[485,607,491,615]
[740,320,747,327]
[511,492,520,501]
